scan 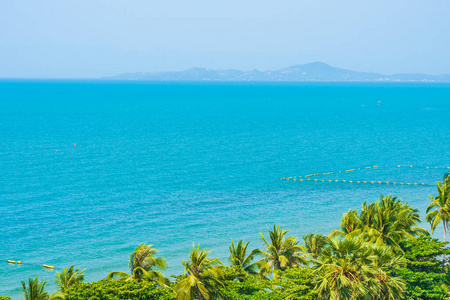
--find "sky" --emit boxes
[0,0,449,78]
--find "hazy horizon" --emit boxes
[1,0,449,78]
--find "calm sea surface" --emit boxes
[1,81,450,298]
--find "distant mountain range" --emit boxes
[104,62,450,82]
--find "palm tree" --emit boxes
[22,277,65,300]
[369,244,407,300]
[313,237,406,300]
[22,278,49,300]
[313,237,376,299]
[303,233,328,261]
[55,265,85,293]
[258,225,307,280]
[174,243,223,300]
[228,239,261,278]
[359,195,429,250]
[426,175,450,271]
[107,244,168,286]
[331,196,428,251]
[329,210,362,239]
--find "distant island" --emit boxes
[104,62,450,82]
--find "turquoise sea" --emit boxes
[1,81,450,298]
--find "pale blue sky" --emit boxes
[1,0,449,78]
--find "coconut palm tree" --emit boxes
[368,244,407,300]
[55,265,85,293]
[258,225,307,280]
[174,243,223,300]
[331,196,428,251]
[303,233,328,262]
[228,239,260,277]
[22,278,49,300]
[313,236,407,300]
[107,244,168,286]
[22,277,65,300]
[329,210,362,239]
[426,175,450,271]
[359,195,429,250]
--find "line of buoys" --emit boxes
[281,178,429,186]
[6,260,52,268]
[282,164,450,181]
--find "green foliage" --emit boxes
[64,279,175,300]
[228,239,260,276]
[332,195,429,251]
[398,236,450,299]
[313,237,406,300]
[0,296,13,300]
[219,268,273,300]
[174,243,223,300]
[219,267,316,300]
[107,244,168,286]
[270,267,317,300]
[55,265,85,293]
[303,233,328,261]
[258,225,307,280]
[22,277,49,300]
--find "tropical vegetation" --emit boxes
[107,244,168,286]
[55,265,85,293]
[173,243,224,300]
[4,182,450,300]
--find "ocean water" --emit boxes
[1,81,450,298]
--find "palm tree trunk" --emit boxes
[443,221,447,273]
[197,288,203,300]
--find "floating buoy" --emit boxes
[17,261,22,264]
[42,265,54,269]
[7,260,15,264]
[349,181,353,183]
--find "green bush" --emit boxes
[0,296,13,300]
[399,236,450,300]
[65,279,175,300]
[219,266,316,300]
